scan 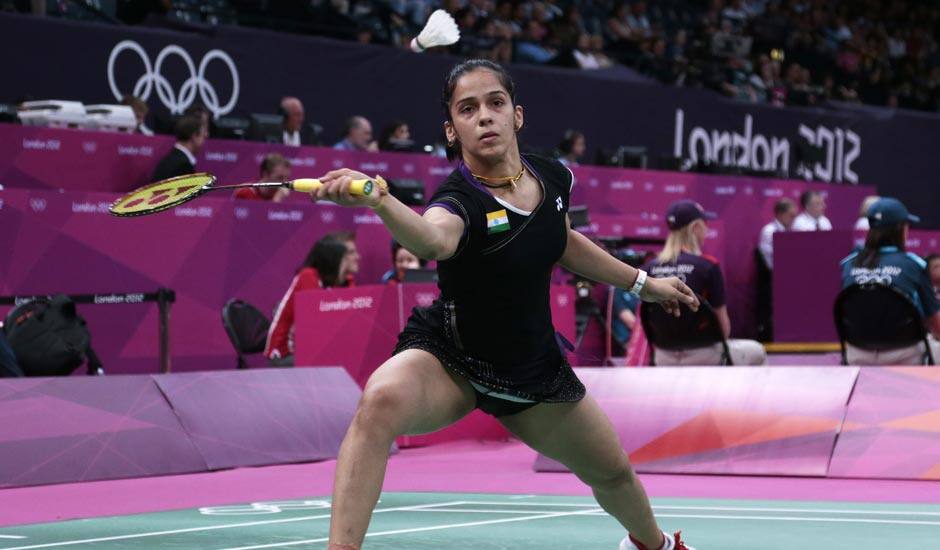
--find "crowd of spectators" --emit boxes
[6,0,938,113]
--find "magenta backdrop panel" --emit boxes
[154,368,361,470]
[829,367,940,480]
[293,286,401,386]
[0,189,411,374]
[535,367,859,476]
[0,376,205,488]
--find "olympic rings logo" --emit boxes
[107,40,240,118]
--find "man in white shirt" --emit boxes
[792,190,833,231]
[280,96,307,146]
[758,198,797,269]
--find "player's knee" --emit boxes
[577,458,636,492]
[354,382,411,435]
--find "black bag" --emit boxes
[4,295,103,377]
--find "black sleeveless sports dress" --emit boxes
[394,154,586,417]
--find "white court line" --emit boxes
[217,508,604,550]
[652,513,940,527]
[0,502,464,550]
[0,537,26,540]
[462,500,940,516]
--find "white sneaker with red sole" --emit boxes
[620,531,696,550]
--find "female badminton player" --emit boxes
[315,59,698,550]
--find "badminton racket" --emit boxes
[109,173,379,217]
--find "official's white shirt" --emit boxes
[283,130,301,146]
[792,212,832,231]
[758,218,786,269]
[174,143,197,167]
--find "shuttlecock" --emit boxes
[410,9,460,53]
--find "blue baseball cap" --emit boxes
[867,197,920,228]
[665,200,717,230]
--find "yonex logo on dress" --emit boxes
[107,40,240,118]
[556,196,563,211]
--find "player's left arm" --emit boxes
[558,217,699,315]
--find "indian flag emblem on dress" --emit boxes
[486,209,510,234]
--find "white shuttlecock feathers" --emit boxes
[410,9,460,52]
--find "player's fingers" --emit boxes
[326,177,347,201]
[338,177,354,201]
[674,279,699,310]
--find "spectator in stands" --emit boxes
[334,116,377,152]
[233,153,291,202]
[792,190,832,231]
[840,198,940,365]
[150,114,207,182]
[557,129,586,167]
[573,33,601,70]
[758,198,798,270]
[121,95,153,136]
[381,240,424,284]
[326,230,360,286]
[644,200,768,365]
[515,19,557,64]
[377,120,415,152]
[927,253,940,302]
[280,96,317,146]
[854,195,881,231]
[264,235,351,365]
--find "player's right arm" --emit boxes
[315,168,465,261]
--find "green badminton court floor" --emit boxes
[1,492,938,549]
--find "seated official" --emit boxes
[644,200,768,365]
[151,114,207,182]
[233,153,291,202]
[264,235,357,365]
[840,198,940,365]
[381,240,425,284]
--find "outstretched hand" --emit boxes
[639,276,699,317]
[314,168,382,208]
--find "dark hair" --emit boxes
[800,190,821,209]
[390,240,427,268]
[301,236,347,287]
[774,198,796,216]
[441,59,517,161]
[121,95,148,115]
[174,114,205,142]
[855,224,906,269]
[378,120,408,151]
[259,153,290,177]
[558,129,583,156]
[326,230,356,244]
[343,116,366,137]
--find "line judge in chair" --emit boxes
[839,198,940,365]
[642,200,768,365]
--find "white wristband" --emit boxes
[628,269,647,296]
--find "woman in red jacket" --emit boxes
[264,235,354,365]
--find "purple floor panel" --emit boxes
[154,368,361,470]
[0,376,206,489]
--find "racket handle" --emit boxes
[290,178,374,196]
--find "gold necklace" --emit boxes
[470,166,525,190]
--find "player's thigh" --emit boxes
[498,394,629,483]
[360,348,476,435]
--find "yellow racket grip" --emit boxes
[290,178,374,195]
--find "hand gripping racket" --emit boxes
[109,173,379,217]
